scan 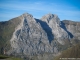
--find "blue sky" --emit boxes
[0,0,80,21]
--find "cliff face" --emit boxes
[8,13,53,55]
[0,13,80,57]
[62,20,80,40]
[41,14,70,45]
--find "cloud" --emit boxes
[0,1,80,21]
[0,1,79,12]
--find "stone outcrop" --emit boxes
[5,13,80,56]
[8,13,53,55]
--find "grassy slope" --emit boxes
[54,43,80,60]
[0,55,23,60]
[0,17,21,54]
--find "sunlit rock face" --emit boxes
[7,13,76,55]
[62,20,80,40]
[9,13,54,55]
[41,14,71,45]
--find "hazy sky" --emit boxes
[0,0,80,21]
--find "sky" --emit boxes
[0,0,80,21]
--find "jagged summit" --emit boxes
[41,13,58,19]
[22,13,33,18]
[41,13,60,24]
[41,13,57,20]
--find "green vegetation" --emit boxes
[0,55,23,60]
[54,43,80,60]
[6,57,23,60]
[0,17,21,54]
[0,55,9,59]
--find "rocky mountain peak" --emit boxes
[42,13,57,19]
[41,13,60,24]
[22,13,33,19]
[19,13,36,23]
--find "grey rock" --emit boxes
[6,13,80,56]
[62,20,80,42]
[8,13,54,55]
[41,13,70,45]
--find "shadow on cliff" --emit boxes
[35,19,54,43]
[60,21,73,38]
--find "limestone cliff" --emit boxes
[0,13,80,58]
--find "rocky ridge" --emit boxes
[0,13,80,58]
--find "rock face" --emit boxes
[41,14,70,45]
[8,13,53,55]
[62,20,80,40]
[5,13,80,56]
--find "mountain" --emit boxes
[0,13,80,60]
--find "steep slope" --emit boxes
[7,13,54,55]
[0,17,22,54]
[0,13,80,60]
[7,13,80,56]
[62,20,80,40]
[41,14,71,45]
[61,20,80,45]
